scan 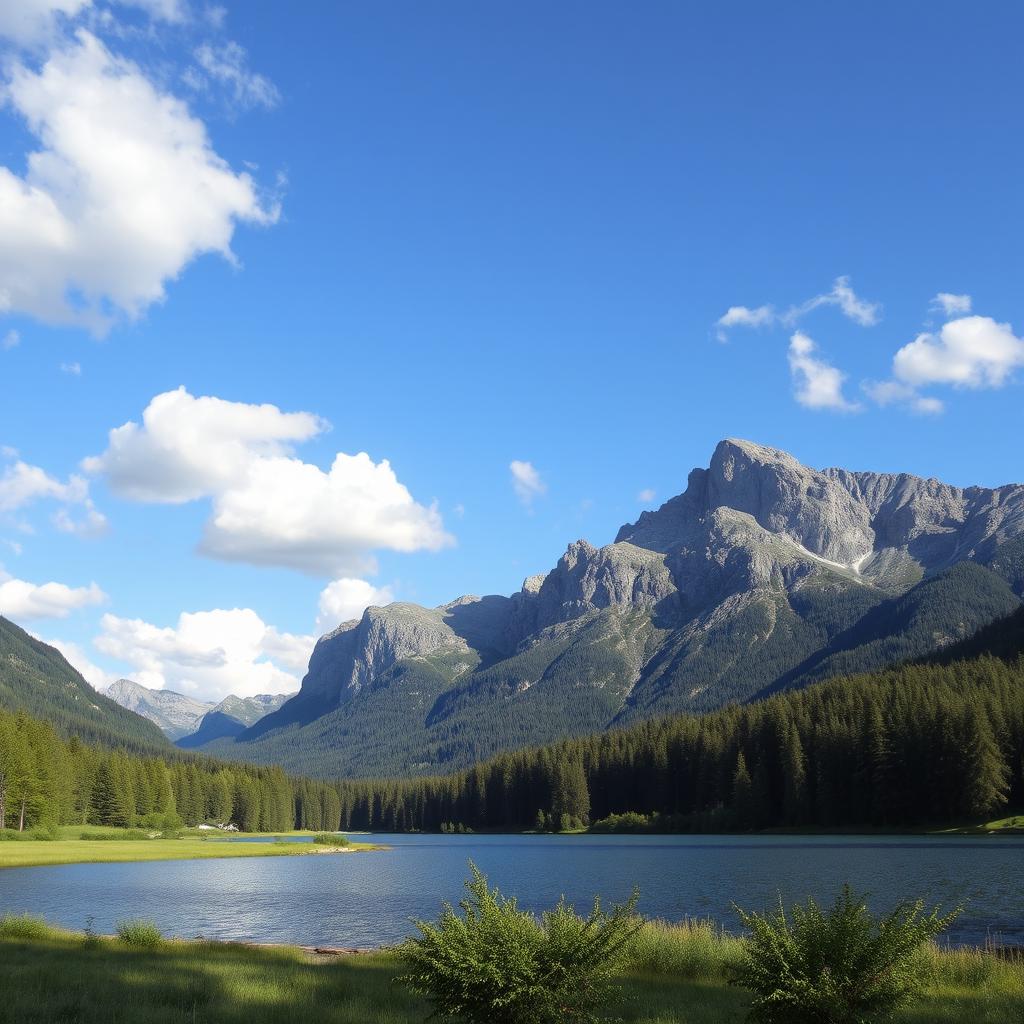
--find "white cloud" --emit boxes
[0,30,277,332]
[715,276,880,342]
[85,387,453,576]
[191,41,280,111]
[0,458,87,511]
[862,379,944,415]
[53,499,108,536]
[0,453,105,532]
[2,331,19,350]
[931,293,972,318]
[60,361,81,375]
[94,607,312,701]
[316,577,394,634]
[892,316,1024,390]
[510,460,546,507]
[788,332,861,412]
[791,276,881,327]
[0,0,89,46]
[83,387,324,503]
[715,304,774,341]
[637,488,656,503]
[0,571,106,620]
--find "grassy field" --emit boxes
[0,826,378,869]
[0,915,1021,1024]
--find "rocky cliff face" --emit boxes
[221,439,1024,777]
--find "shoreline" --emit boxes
[0,833,384,871]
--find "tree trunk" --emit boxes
[18,798,25,832]
[0,783,5,830]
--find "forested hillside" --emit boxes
[0,617,168,752]
[0,707,346,834]
[328,650,1024,833]
[3,623,1022,834]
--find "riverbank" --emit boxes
[0,827,380,870]
[0,915,1021,1023]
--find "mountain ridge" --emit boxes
[191,439,1024,778]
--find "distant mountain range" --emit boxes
[190,438,1024,779]
[100,679,291,745]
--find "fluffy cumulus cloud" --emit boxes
[316,577,394,634]
[94,608,314,700]
[510,460,546,508]
[931,293,972,318]
[0,29,277,331]
[85,388,453,576]
[0,570,106,620]
[892,316,1024,390]
[787,332,861,413]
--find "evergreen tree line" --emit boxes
[2,652,1022,835]
[0,709,343,833]
[330,655,1024,832]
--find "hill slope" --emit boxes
[198,439,1024,778]
[0,617,169,750]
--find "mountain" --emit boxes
[0,617,168,750]
[175,693,292,749]
[197,439,1024,779]
[101,679,214,741]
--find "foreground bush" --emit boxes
[731,885,959,1024]
[399,863,639,1023]
[116,919,163,949]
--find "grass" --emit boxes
[0,915,1020,1023]
[0,827,379,869]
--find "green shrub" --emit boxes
[312,833,351,846]
[0,914,57,940]
[116,919,163,949]
[731,885,959,1024]
[626,918,743,979]
[399,863,640,1024]
[80,829,152,841]
[26,823,62,841]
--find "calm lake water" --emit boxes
[1,833,1021,948]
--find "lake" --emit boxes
[1,833,1021,948]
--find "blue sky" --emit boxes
[1,1,1022,700]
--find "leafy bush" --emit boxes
[312,833,350,846]
[26,823,62,841]
[730,885,959,1024]
[116,919,164,949]
[137,811,183,831]
[0,914,57,940]
[399,863,640,1024]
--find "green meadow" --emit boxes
[0,915,1021,1024]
